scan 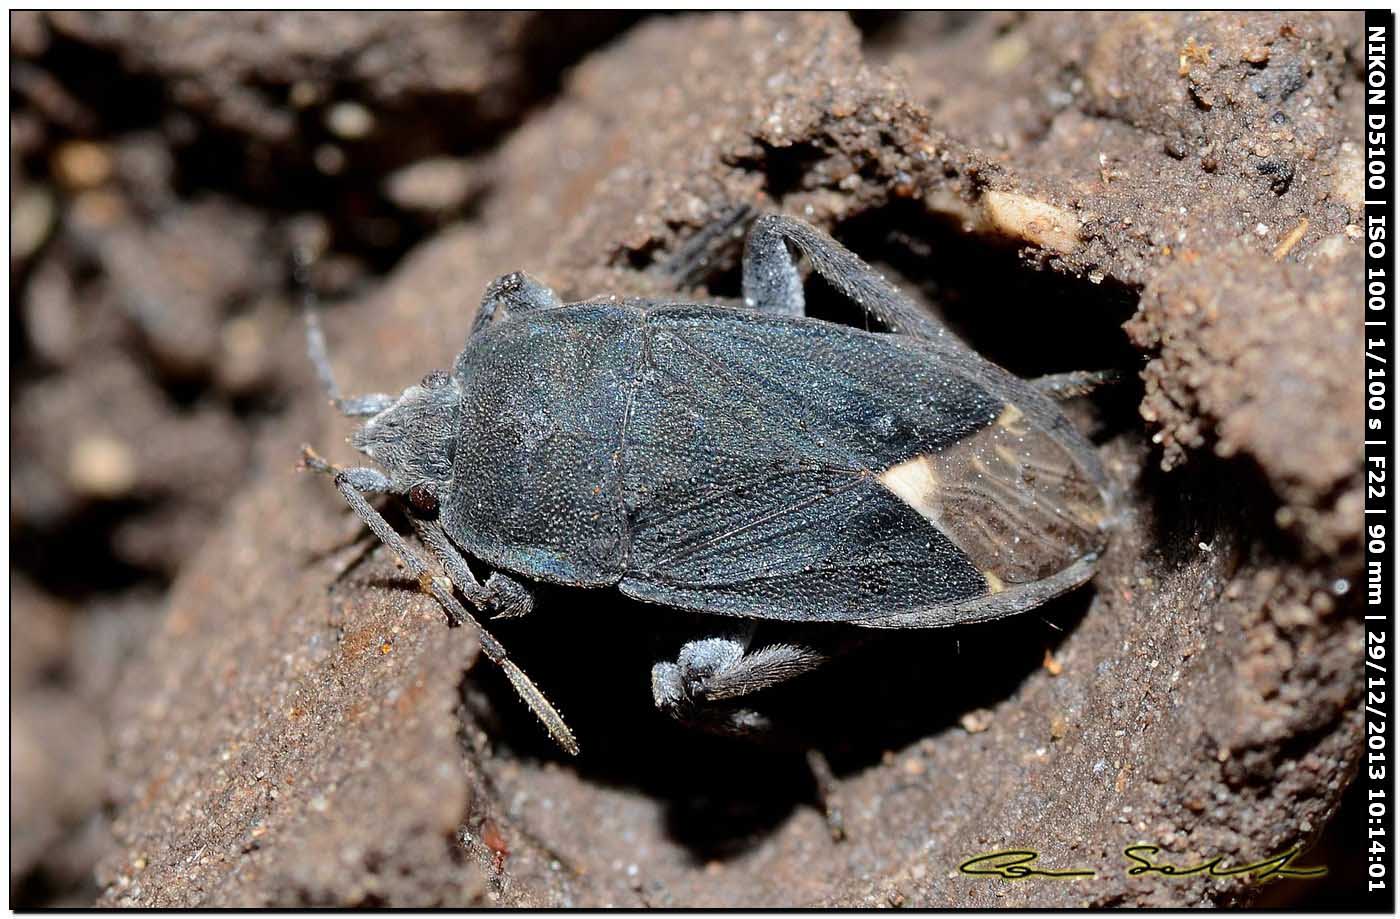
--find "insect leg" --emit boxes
[659,202,754,289]
[651,632,828,732]
[1029,368,1124,401]
[410,516,536,620]
[806,748,847,842]
[481,571,536,619]
[742,214,951,341]
[301,449,578,754]
[652,631,847,838]
[471,271,564,337]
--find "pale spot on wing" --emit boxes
[996,402,1030,436]
[876,454,943,525]
[983,569,1006,594]
[875,402,1106,594]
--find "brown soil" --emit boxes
[12,12,1365,907]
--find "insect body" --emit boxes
[304,216,1111,752]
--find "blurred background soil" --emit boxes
[11,11,1366,907]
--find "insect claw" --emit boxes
[484,572,535,619]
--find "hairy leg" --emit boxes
[651,627,828,734]
[650,626,851,839]
[471,271,564,337]
[742,214,951,340]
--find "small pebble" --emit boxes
[53,140,112,190]
[384,158,474,214]
[326,101,374,140]
[68,435,137,499]
[314,144,346,175]
[11,187,54,261]
[960,709,993,734]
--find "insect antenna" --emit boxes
[292,239,342,400]
[293,240,397,418]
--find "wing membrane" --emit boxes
[619,310,996,621]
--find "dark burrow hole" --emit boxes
[826,201,1142,382]
[688,198,1145,442]
[458,201,1144,861]
[464,581,1093,862]
[461,447,1284,868]
[688,199,1141,386]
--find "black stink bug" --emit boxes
[302,215,1112,754]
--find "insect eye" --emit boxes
[406,483,440,518]
[421,370,450,389]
